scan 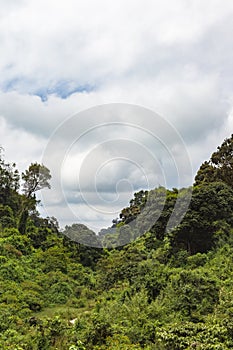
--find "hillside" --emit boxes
[0,135,233,349]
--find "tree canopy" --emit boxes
[195,134,233,187]
[22,162,51,198]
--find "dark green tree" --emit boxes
[173,182,233,254]
[119,190,148,224]
[195,134,233,187]
[62,224,102,267]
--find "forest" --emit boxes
[0,134,233,349]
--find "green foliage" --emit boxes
[160,269,219,320]
[19,162,51,234]
[39,245,69,273]
[0,136,233,349]
[63,224,102,267]
[120,190,148,224]
[0,149,20,209]
[0,204,16,228]
[172,181,233,254]
[156,320,233,349]
[195,134,233,188]
[22,162,51,198]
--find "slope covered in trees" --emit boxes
[0,136,233,349]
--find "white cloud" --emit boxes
[1,0,233,91]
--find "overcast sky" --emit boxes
[0,0,233,232]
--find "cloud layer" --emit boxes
[0,0,233,231]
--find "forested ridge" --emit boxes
[0,135,233,349]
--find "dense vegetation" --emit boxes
[0,135,233,349]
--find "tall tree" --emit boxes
[22,163,51,198]
[18,163,51,234]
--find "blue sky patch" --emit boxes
[1,78,95,102]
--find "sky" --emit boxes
[0,0,233,232]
